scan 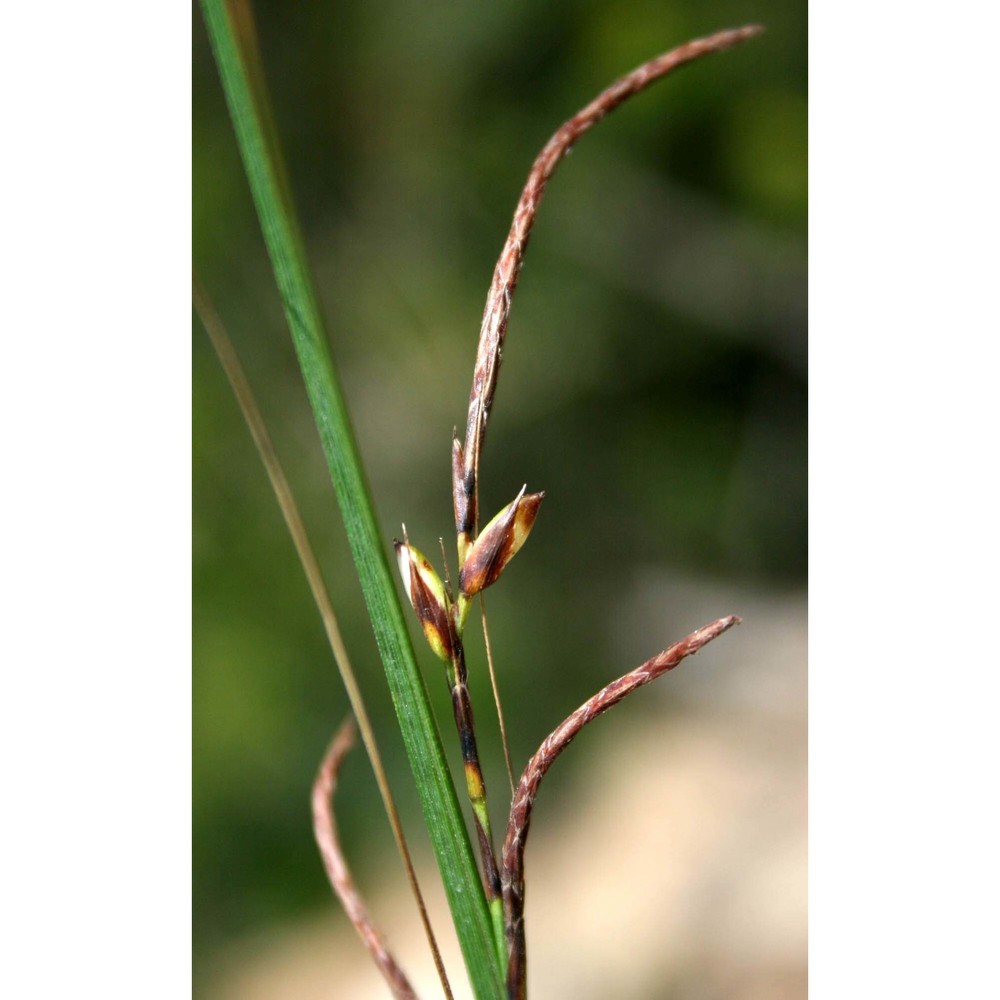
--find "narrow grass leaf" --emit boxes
[199,2,503,995]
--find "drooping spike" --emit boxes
[501,615,741,998]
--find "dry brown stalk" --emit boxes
[501,615,741,999]
[195,275,453,998]
[456,24,763,539]
[312,717,419,1000]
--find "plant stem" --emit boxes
[448,636,507,967]
[200,2,503,995]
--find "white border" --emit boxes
[2,5,191,994]
[811,2,999,995]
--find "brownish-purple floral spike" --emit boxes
[453,23,763,544]
[405,23,760,996]
[501,615,741,999]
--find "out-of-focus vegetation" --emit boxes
[193,0,805,992]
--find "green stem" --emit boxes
[449,637,508,968]
[199,2,503,996]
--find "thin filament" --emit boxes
[194,273,453,999]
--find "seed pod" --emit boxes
[459,486,544,597]
[394,539,454,662]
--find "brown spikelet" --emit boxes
[501,615,741,999]
[460,24,763,491]
[395,538,455,662]
[452,436,475,552]
[312,717,419,1000]
[459,487,544,597]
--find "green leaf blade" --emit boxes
[200,3,504,996]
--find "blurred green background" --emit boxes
[194,1,805,996]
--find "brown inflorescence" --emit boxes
[408,22,760,997]
[459,26,764,500]
[501,616,741,999]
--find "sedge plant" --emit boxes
[200,4,756,996]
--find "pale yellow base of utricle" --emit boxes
[464,761,485,801]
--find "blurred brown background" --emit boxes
[193,1,806,996]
